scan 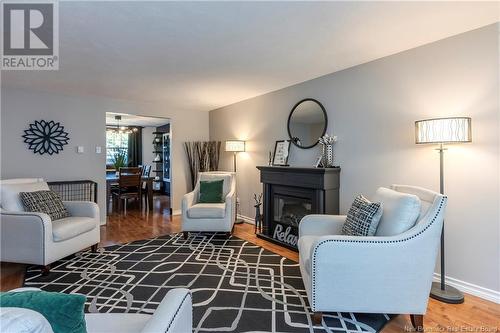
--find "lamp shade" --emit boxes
[415,117,471,144]
[225,140,245,152]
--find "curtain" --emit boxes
[128,127,143,167]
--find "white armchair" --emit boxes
[182,172,236,237]
[0,178,100,274]
[298,185,447,330]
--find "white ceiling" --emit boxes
[106,112,169,127]
[2,1,498,113]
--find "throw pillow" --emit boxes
[199,180,224,203]
[20,190,70,221]
[372,187,421,236]
[0,290,86,333]
[342,195,383,236]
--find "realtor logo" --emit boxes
[1,1,59,70]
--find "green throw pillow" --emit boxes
[0,290,87,333]
[199,180,224,203]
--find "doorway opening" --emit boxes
[105,112,171,218]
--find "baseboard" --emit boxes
[433,273,500,304]
[172,209,181,216]
[237,214,254,224]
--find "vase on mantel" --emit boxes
[319,134,337,168]
[321,144,334,167]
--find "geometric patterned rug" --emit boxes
[24,233,393,332]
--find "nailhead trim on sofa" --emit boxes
[310,196,447,310]
[165,291,192,333]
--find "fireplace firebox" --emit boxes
[256,166,340,250]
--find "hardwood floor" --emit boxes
[1,196,499,332]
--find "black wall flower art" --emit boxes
[23,120,70,155]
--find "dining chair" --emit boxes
[141,165,152,209]
[112,167,143,214]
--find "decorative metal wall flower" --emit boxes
[23,120,70,155]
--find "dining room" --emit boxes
[105,112,171,217]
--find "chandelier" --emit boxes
[107,115,138,134]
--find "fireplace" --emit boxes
[256,166,340,250]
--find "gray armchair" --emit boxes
[298,185,447,330]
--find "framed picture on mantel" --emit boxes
[272,140,290,166]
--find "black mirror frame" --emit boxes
[287,98,328,149]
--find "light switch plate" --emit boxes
[77,146,84,154]
[95,146,102,154]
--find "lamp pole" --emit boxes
[429,143,464,304]
[233,152,237,172]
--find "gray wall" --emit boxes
[1,88,209,221]
[210,24,500,293]
[141,126,157,169]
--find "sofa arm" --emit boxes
[225,188,236,212]
[182,191,197,213]
[299,214,346,238]
[63,201,99,219]
[0,211,53,265]
[309,229,441,314]
[141,288,192,333]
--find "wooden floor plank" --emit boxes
[1,196,498,332]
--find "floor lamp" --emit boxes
[415,117,471,304]
[225,140,246,224]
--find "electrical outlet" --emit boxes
[95,146,102,154]
[77,146,84,154]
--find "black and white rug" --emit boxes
[24,233,392,332]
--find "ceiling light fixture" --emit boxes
[107,115,138,134]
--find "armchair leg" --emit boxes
[183,231,189,240]
[41,265,50,276]
[90,244,98,253]
[410,314,424,332]
[312,312,323,325]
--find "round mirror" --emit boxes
[287,98,327,149]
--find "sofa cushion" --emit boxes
[0,181,50,212]
[51,217,96,242]
[199,173,232,197]
[20,190,70,221]
[342,195,382,236]
[372,187,421,236]
[298,235,319,275]
[199,180,224,203]
[187,203,226,219]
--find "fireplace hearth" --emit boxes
[256,166,340,250]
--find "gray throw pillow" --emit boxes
[20,190,70,221]
[342,195,383,236]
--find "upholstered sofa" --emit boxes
[0,178,100,273]
[0,288,192,333]
[298,185,447,330]
[182,171,236,237]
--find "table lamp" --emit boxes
[225,140,246,224]
[415,116,471,304]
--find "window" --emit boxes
[106,130,128,166]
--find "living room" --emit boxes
[1,1,499,333]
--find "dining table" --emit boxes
[106,173,154,214]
